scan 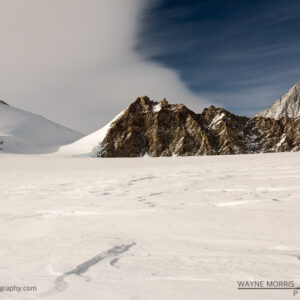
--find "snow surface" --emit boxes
[0,103,83,154]
[57,111,125,157]
[0,152,299,299]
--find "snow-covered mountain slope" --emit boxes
[255,81,300,119]
[0,102,83,154]
[56,111,124,156]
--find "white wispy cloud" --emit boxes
[0,0,209,133]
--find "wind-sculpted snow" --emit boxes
[42,243,135,296]
[0,153,299,299]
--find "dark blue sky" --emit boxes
[138,0,300,116]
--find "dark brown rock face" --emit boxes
[246,117,300,153]
[98,96,300,157]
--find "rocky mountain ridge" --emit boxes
[98,96,300,157]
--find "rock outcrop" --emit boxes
[98,96,300,157]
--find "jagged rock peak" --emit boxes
[255,81,300,119]
[128,96,154,112]
[202,105,226,116]
[0,100,8,105]
[134,96,153,106]
[160,98,169,106]
[129,96,166,112]
[201,105,245,127]
[128,96,188,114]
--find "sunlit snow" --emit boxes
[0,153,299,299]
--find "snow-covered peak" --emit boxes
[0,104,83,154]
[255,81,300,119]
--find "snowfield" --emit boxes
[0,153,299,300]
